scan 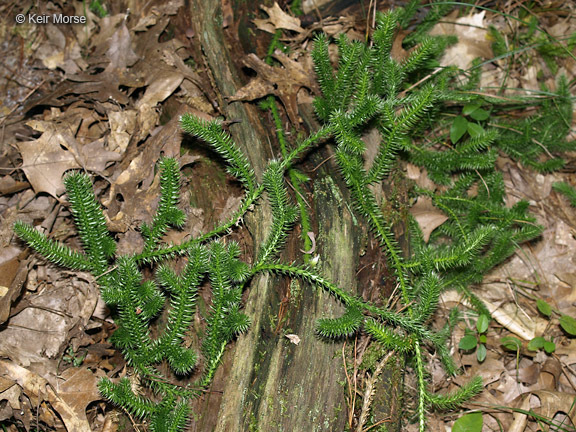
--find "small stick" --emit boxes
[356,351,394,432]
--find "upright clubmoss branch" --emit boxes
[14,158,248,429]
[261,28,315,259]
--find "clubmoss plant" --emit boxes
[14,4,575,432]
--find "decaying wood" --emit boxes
[186,1,406,430]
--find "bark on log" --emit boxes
[186,1,405,431]
[187,1,352,430]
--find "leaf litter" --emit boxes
[0,0,210,429]
[0,0,575,431]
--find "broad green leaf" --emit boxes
[476,343,487,362]
[559,315,576,336]
[467,122,484,138]
[450,116,468,143]
[469,108,489,121]
[453,412,483,432]
[462,103,481,116]
[543,340,556,354]
[501,336,522,351]
[478,334,487,344]
[536,299,552,317]
[528,336,545,351]
[476,314,490,334]
[459,334,478,350]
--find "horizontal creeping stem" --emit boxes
[251,262,435,343]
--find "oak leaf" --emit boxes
[229,50,316,124]
[254,2,305,34]
[17,120,121,197]
[409,196,448,243]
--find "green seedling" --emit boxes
[459,314,490,362]
[86,0,108,18]
[62,346,87,367]
[537,297,576,336]
[527,336,556,354]
[450,103,490,144]
[530,298,576,354]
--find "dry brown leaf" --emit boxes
[254,3,305,34]
[86,14,125,52]
[0,250,28,325]
[57,367,102,425]
[484,298,539,341]
[0,380,23,425]
[0,176,29,195]
[17,120,121,197]
[0,251,99,367]
[509,394,531,432]
[315,17,355,38]
[405,163,436,190]
[108,109,138,154]
[409,196,448,243]
[285,334,301,345]
[25,18,146,112]
[532,390,576,423]
[511,390,576,430]
[229,50,315,124]
[497,371,526,404]
[162,49,205,86]
[70,1,99,48]
[17,122,81,197]
[390,29,410,63]
[229,78,275,104]
[132,0,184,31]
[116,229,145,257]
[27,75,132,108]
[136,71,184,108]
[75,139,123,172]
[103,106,184,232]
[36,25,82,75]
[484,219,576,310]
[0,379,20,406]
[105,22,139,73]
[0,361,92,431]
[539,358,561,389]
[430,11,493,70]
[441,290,546,341]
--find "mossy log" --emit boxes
[187,1,404,430]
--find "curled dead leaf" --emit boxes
[229,50,316,124]
[299,231,316,254]
[254,3,304,34]
[511,390,576,431]
[285,334,301,345]
[0,361,95,431]
[409,196,448,243]
[0,251,28,325]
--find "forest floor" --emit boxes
[0,0,576,431]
